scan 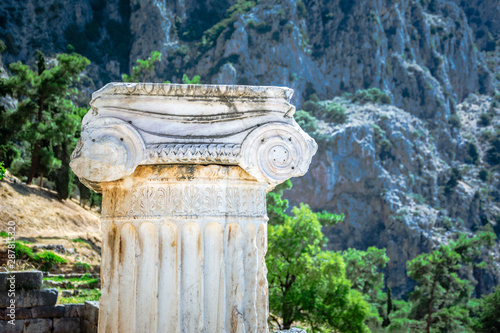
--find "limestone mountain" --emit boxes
[0,0,499,296]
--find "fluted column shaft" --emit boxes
[98,165,269,333]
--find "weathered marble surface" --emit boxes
[98,165,269,333]
[71,83,317,191]
[70,83,316,333]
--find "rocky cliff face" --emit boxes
[1,0,499,296]
[287,95,500,295]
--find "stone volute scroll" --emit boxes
[71,82,317,191]
[70,82,317,333]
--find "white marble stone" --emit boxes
[70,83,317,191]
[70,83,317,333]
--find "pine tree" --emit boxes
[407,232,496,332]
[1,50,89,194]
[475,285,500,332]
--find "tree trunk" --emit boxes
[282,300,293,329]
[26,142,40,185]
[39,171,43,187]
[426,275,438,333]
[27,94,45,186]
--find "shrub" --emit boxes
[15,242,68,272]
[182,74,201,84]
[170,44,189,58]
[71,238,86,243]
[302,100,318,111]
[321,102,347,124]
[479,169,489,181]
[247,21,272,34]
[467,143,479,165]
[296,1,307,19]
[37,251,68,271]
[372,124,385,144]
[272,30,280,42]
[14,241,36,260]
[379,139,395,161]
[350,88,392,105]
[448,114,461,128]
[75,261,91,271]
[294,110,318,134]
[486,131,500,165]
[309,93,320,103]
[478,113,493,126]
[444,167,462,195]
[198,0,256,53]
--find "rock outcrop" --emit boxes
[287,96,500,295]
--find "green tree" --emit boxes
[122,51,162,82]
[0,39,19,165]
[1,51,89,190]
[266,196,371,332]
[475,285,500,332]
[407,232,496,333]
[342,247,390,328]
[122,51,201,85]
[343,247,389,297]
[182,73,201,84]
[0,161,5,180]
[266,180,343,227]
[266,179,292,226]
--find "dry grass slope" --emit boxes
[0,171,101,240]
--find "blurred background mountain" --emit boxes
[1,0,499,298]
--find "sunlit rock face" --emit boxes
[71,83,316,332]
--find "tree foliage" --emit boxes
[0,50,89,197]
[266,179,292,226]
[346,88,392,105]
[122,51,162,82]
[342,248,389,313]
[475,285,500,332]
[406,232,496,333]
[182,73,201,84]
[122,51,201,85]
[266,183,370,332]
[267,204,371,332]
[0,161,5,180]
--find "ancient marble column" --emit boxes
[70,83,317,333]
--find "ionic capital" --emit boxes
[70,83,317,191]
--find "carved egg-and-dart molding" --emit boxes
[70,82,317,191]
